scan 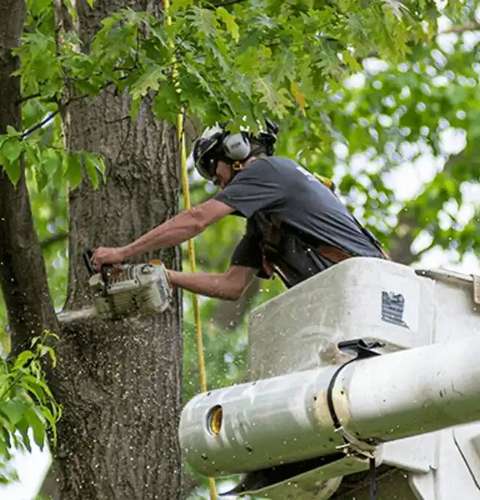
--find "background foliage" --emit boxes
[0,332,60,484]
[2,0,480,496]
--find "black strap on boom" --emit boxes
[326,339,384,500]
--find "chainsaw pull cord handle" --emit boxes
[164,1,216,499]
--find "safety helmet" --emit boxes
[190,120,279,181]
[191,125,226,180]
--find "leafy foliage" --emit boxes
[0,331,61,483]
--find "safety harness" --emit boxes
[243,157,389,287]
[254,210,388,288]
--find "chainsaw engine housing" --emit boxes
[89,263,172,319]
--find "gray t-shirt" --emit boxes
[214,156,383,275]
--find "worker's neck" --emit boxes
[242,156,257,168]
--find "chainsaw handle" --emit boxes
[83,249,96,276]
[84,249,118,292]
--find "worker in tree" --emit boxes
[92,122,387,299]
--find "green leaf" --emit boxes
[131,66,165,100]
[171,0,195,11]
[14,350,34,370]
[1,157,21,185]
[216,7,240,43]
[17,418,32,453]
[65,153,83,189]
[0,437,11,462]
[38,406,59,445]
[153,82,181,122]
[254,78,292,117]
[0,401,27,426]
[290,81,306,113]
[190,7,218,37]
[6,126,19,137]
[341,50,362,72]
[83,153,100,189]
[24,408,46,449]
[1,139,23,164]
[20,374,51,404]
[41,148,61,171]
[0,136,24,184]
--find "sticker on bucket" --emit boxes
[381,291,409,328]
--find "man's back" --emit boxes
[215,156,382,259]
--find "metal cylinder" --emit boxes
[180,335,480,477]
[179,365,341,475]
[337,334,480,441]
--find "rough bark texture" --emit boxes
[0,0,58,353]
[50,1,183,498]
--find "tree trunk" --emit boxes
[0,0,58,354]
[51,1,183,498]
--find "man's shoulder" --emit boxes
[250,156,296,168]
[244,156,298,177]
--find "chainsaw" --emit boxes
[57,251,172,323]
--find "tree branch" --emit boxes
[20,110,60,139]
[17,66,166,140]
[15,92,42,105]
[441,23,480,34]
[211,0,248,7]
[41,231,68,249]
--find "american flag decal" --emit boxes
[381,291,408,328]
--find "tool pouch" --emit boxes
[254,213,337,288]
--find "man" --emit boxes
[92,123,386,299]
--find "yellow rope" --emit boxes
[176,113,209,392]
[164,2,217,499]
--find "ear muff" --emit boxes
[222,132,251,161]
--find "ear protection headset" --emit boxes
[222,132,252,162]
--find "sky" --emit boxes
[0,441,50,500]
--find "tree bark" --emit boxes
[49,1,183,498]
[0,0,58,354]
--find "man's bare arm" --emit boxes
[92,199,233,269]
[122,199,233,258]
[168,265,257,301]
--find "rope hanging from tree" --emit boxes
[163,1,217,498]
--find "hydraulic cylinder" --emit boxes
[179,335,480,476]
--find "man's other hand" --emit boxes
[91,247,126,271]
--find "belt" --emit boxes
[316,244,353,263]
[316,244,390,263]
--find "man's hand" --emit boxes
[91,246,126,271]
